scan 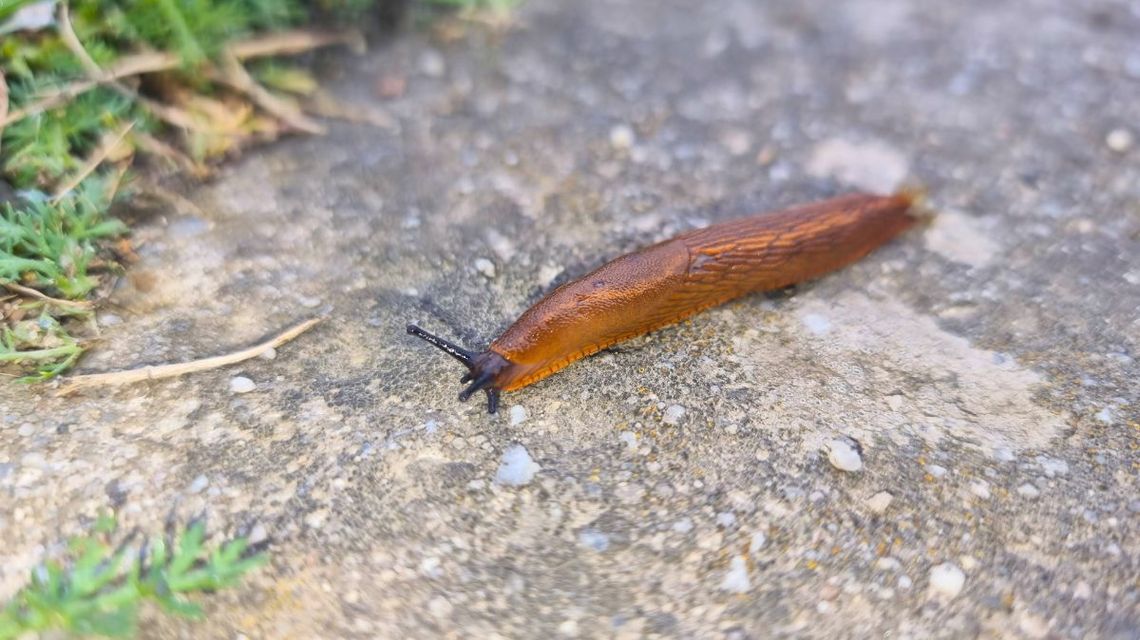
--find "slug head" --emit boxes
[405,324,510,414]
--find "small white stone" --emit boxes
[749,531,767,553]
[926,464,948,479]
[720,555,751,593]
[716,512,737,528]
[969,481,991,499]
[866,491,893,514]
[419,50,446,77]
[1073,581,1092,599]
[827,438,863,472]
[1036,456,1069,478]
[898,575,913,590]
[1095,407,1115,424]
[474,258,496,278]
[1018,611,1050,639]
[807,138,909,194]
[1017,483,1041,499]
[428,596,453,618]
[801,313,831,335]
[557,619,579,637]
[303,508,328,529]
[229,376,256,394]
[619,431,638,450]
[259,347,277,360]
[993,447,1016,462]
[928,562,965,599]
[508,405,528,426]
[1106,128,1133,152]
[578,528,610,551]
[876,557,901,571]
[662,404,686,426]
[495,444,541,486]
[672,518,694,534]
[188,475,209,494]
[298,296,322,308]
[609,124,635,151]
[420,556,442,577]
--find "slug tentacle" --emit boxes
[405,324,513,414]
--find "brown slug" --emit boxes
[408,191,922,413]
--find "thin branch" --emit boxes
[213,53,324,134]
[132,131,209,177]
[57,3,102,75]
[51,120,136,201]
[304,90,396,130]
[1,281,94,311]
[0,29,362,128]
[56,317,322,395]
[226,29,365,60]
[0,69,8,155]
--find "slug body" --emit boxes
[408,192,920,413]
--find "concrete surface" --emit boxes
[2,0,1138,637]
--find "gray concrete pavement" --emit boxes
[2,0,1137,637]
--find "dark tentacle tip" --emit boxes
[406,322,511,416]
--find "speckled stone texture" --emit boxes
[2,0,1137,637]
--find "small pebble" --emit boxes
[557,619,579,637]
[969,481,991,499]
[609,124,635,151]
[827,438,863,472]
[474,258,496,278]
[419,50,446,77]
[578,528,610,552]
[866,491,893,514]
[662,404,686,426]
[928,562,965,599]
[749,531,767,553]
[672,518,694,534]
[720,555,751,593]
[926,464,948,479]
[1106,128,1133,152]
[428,596,453,618]
[509,405,528,426]
[801,313,831,335]
[187,475,209,493]
[1036,456,1069,478]
[1072,581,1092,599]
[229,376,256,394]
[495,444,541,486]
[1017,483,1041,499]
[715,512,737,528]
[259,347,277,360]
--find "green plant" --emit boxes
[0,176,126,298]
[0,514,267,639]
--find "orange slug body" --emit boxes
[407,191,919,413]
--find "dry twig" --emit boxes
[1,281,94,311]
[0,29,362,128]
[0,70,8,155]
[214,53,325,134]
[56,317,322,395]
[51,120,136,200]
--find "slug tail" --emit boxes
[896,183,936,225]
